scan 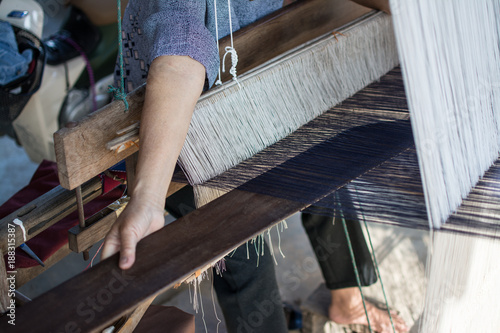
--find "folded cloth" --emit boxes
[1,160,125,268]
[0,21,33,86]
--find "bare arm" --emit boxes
[101,55,205,269]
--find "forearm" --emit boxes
[131,55,205,208]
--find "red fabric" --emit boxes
[1,160,124,268]
[102,170,127,194]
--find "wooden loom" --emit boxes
[0,0,498,331]
[0,1,378,331]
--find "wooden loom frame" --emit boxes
[0,0,388,331]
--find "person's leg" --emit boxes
[301,188,377,290]
[302,188,407,332]
[214,243,288,333]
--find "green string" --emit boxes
[336,192,373,333]
[109,0,129,112]
[353,185,397,333]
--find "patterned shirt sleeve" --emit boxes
[120,1,219,91]
[119,0,282,92]
[143,1,219,88]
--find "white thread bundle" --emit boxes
[178,13,399,185]
[390,0,500,228]
[389,2,500,330]
[422,231,500,332]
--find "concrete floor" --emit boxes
[1,135,429,332]
[0,137,38,206]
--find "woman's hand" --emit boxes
[101,196,165,270]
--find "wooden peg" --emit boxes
[75,186,90,260]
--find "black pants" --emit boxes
[301,188,377,290]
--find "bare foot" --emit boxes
[329,287,408,333]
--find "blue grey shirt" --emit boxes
[119,0,282,92]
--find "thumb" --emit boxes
[101,228,121,261]
[118,227,140,270]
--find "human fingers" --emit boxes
[116,221,142,270]
[101,225,122,261]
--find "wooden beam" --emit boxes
[0,251,11,314]
[114,296,155,333]
[125,152,139,194]
[0,177,102,253]
[68,207,118,253]
[54,0,372,190]
[166,181,186,198]
[218,0,371,83]
[0,189,306,332]
[54,87,145,190]
[133,305,195,333]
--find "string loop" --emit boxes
[213,0,240,87]
[222,46,240,87]
[111,0,129,112]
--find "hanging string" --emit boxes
[84,242,104,271]
[210,271,222,333]
[213,0,240,87]
[222,0,241,87]
[267,229,278,265]
[276,223,286,258]
[246,241,250,259]
[353,185,397,333]
[336,192,373,333]
[213,0,223,86]
[108,0,129,112]
[198,275,208,333]
[254,236,260,267]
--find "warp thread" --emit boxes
[178,13,399,185]
[390,0,500,227]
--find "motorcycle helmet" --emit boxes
[0,1,45,137]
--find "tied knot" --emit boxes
[108,85,129,112]
[222,46,241,87]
